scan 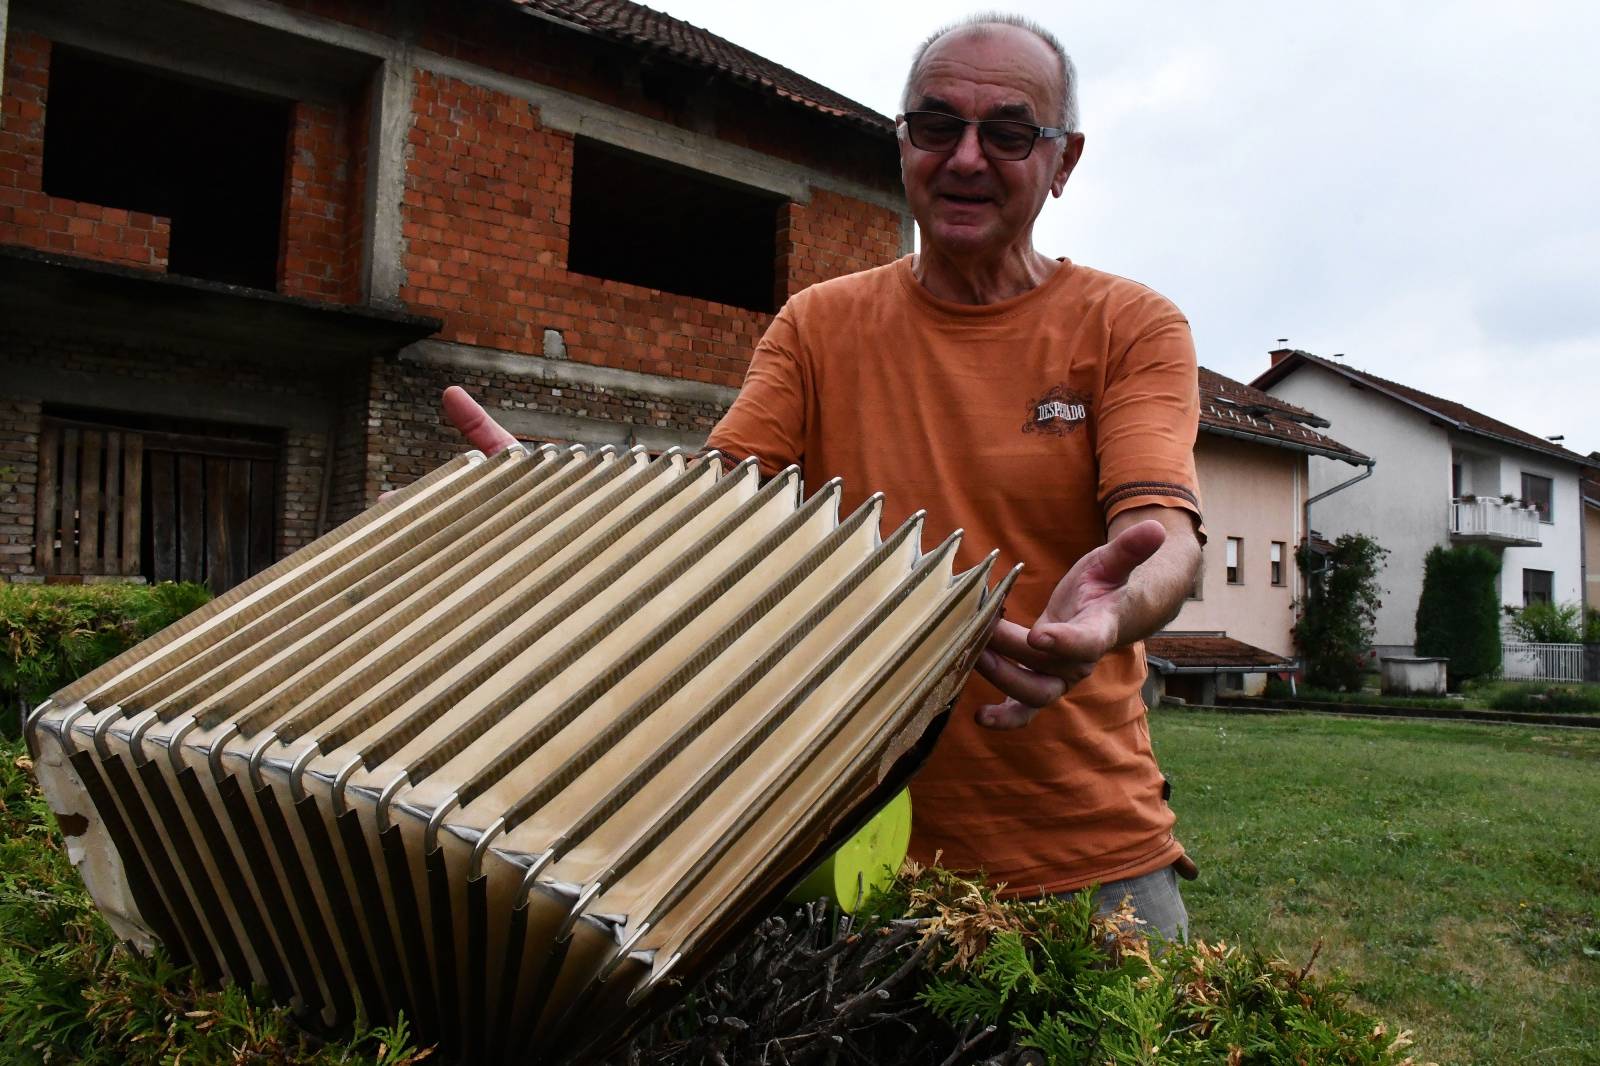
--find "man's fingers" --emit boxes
[986,619,1063,672]
[1028,609,1119,663]
[975,696,1042,730]
[442,386,518,455]
[976,649,1067,709]
[1091,519,1167,586]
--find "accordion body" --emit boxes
[26,445,1014,1062]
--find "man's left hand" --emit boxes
[974,516,1179,729]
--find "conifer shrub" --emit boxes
[0,582,210,735]
[1293,534,1388,692]
[1413,546,1501,688]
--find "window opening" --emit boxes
[42,46,290,290]
[1225,537,1243,584]
[568,137,783,312]
[1520,473,1553,523]
[1522,568,1553,607]
[1270,541,1286,586]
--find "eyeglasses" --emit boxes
[898,110,1068,161]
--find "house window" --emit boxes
[41,47,290,290]
[1270,541,1286,586]
[568,137,784,313]
[1520,473,1554,523]
[1522,569,1553,607]
[1226,537,1243,584]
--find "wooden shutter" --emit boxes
[34,419,144,577]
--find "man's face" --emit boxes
[899,25,1083,263]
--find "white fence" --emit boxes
[1501,642,1585,682]
[1450,497,1541,543]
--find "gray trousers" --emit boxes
[1090,864,1189,942]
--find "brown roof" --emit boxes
[499,0,894,133]
[1252,351,1600,470]
[1146,635,1292,670]
[1198,366,1369,465]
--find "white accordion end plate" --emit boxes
[26,444,1016,1063]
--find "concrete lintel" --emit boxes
[22,0,376,104]
[175,0,397,60]
[0,363,333,432]
[419,46,906,215]
[364,55,412,306]
[401,338,740,408]
[496,408,708,454]
[175,0,908,216]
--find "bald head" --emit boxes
[901,13,1078,131]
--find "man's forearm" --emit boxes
[1110,507,1202,648]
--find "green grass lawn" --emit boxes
[1153,708,1600,1066]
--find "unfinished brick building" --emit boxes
[0,0,908,590]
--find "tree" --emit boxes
[1414,545,1502,688]
[1293,533,1387,692]
[1508,600,1584,644]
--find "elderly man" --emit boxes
[446,14,1202,939]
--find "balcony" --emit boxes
[1449,496,1541,546]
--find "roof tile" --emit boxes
[1253,351,1599,468]
[1198,366,1369,464]
[500,0,893,133]
[1145,635,1292,669]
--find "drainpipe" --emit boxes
[1303,458,1376,547]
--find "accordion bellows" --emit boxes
[26,445,1015,1062]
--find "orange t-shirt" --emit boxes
[706,255,1202,895]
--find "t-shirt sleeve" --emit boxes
[1094,305,1205,536]
[704,303,810,479]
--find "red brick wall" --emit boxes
[279,99,360,301]
[0,32,172,272]
[778,190,905,301]
[397,70,899,391]
[0,399,43,579]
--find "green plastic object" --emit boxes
[786,789,912,913]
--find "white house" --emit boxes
[1253,350,1599,657]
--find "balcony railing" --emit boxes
[1449,497,1541,546]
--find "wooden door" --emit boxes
[142,432,277,594]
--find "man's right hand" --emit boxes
[443,386,519,454]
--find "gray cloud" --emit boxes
[657,0,1600,454]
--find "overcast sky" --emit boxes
[653,0,1600,458]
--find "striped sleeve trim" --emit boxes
[1103,481,1201,510]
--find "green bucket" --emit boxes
[786,789,911,913]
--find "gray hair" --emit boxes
[900,13,1079,132]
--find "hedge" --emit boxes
[0,582,210,736]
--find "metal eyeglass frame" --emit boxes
[897,110,1068,161]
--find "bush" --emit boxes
[2,734,1429,1065]
[1484,682,1600,715]
[0,582,210,734]
[1293,534,1388,692]
[1414,546,1501,689]
[1508,600,1584,644]
[1586,608,1600,644]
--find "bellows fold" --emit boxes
[26,444,1015,1063]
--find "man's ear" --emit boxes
[1051,132,1085,198]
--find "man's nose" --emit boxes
[946,122,989,173]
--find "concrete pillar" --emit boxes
[0,0,10,123]
[362,55,412,307]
